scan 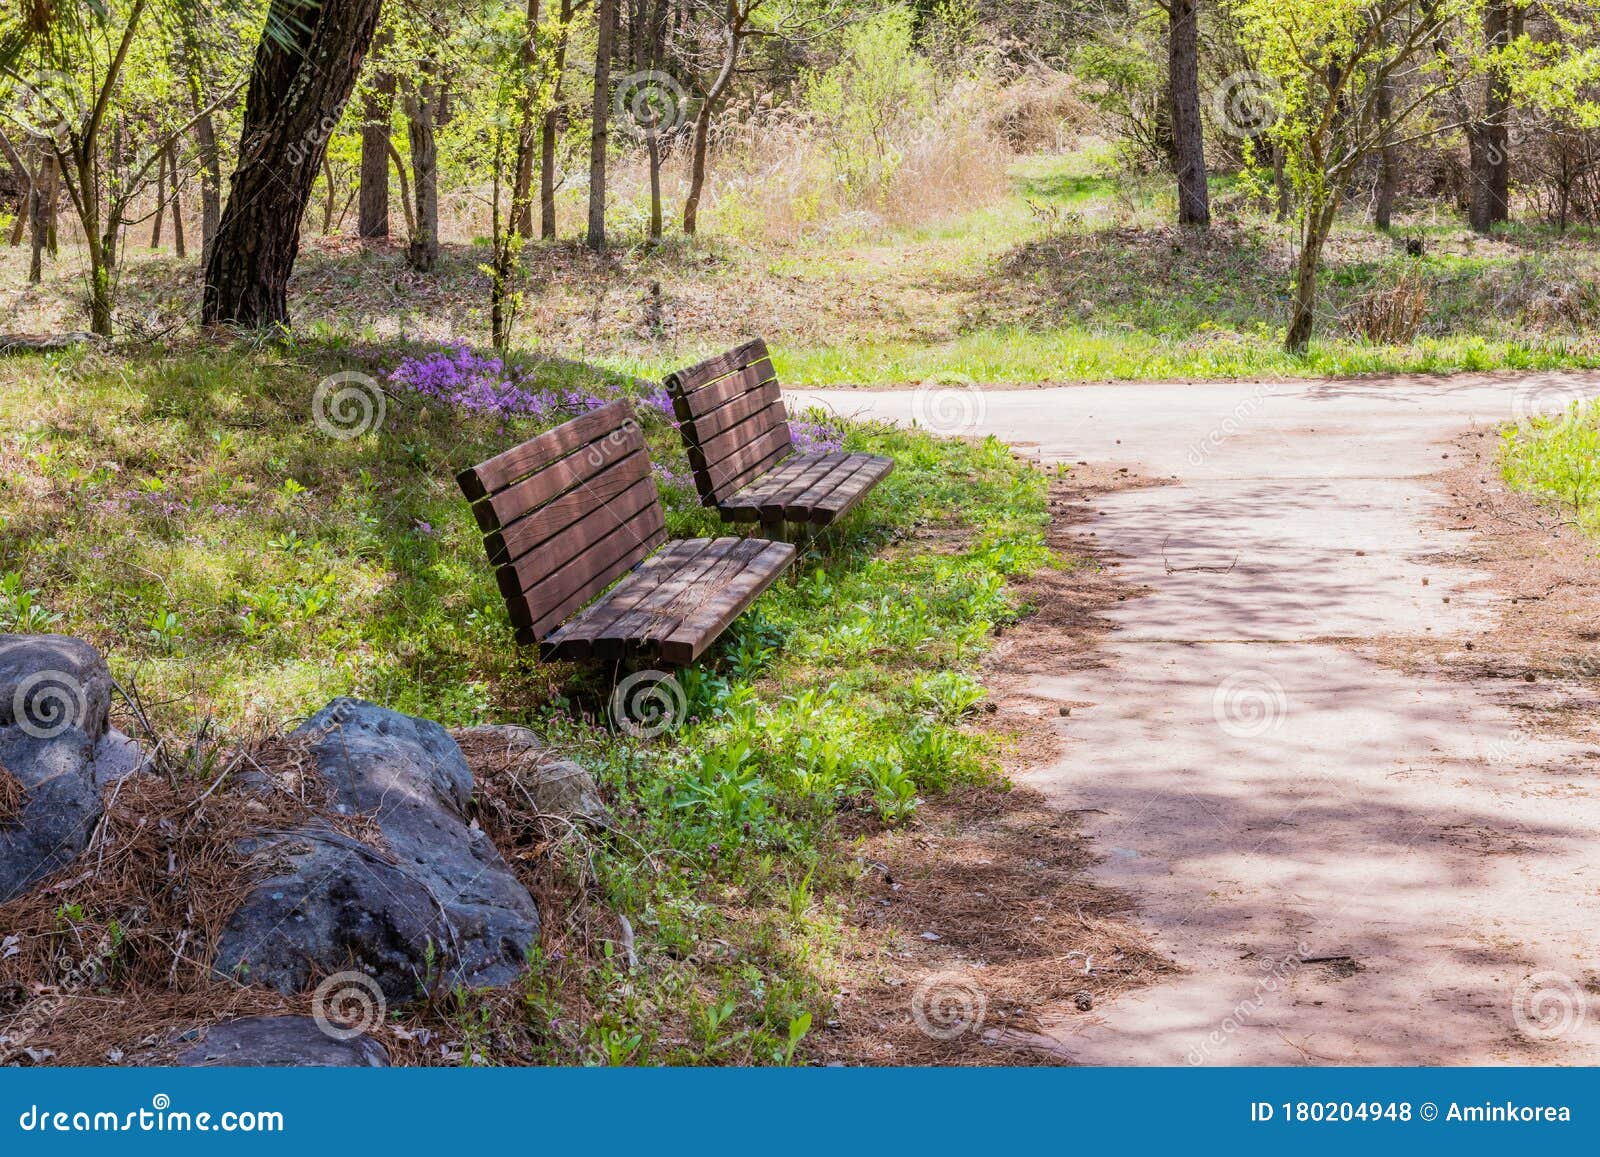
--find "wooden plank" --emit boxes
[498,483,663,609]
[717,453,833,518]
[674,360,777,423]
[665,339,768,398]
[517,516,668,638]
[681,376,782,442]
[699,424,794,504]
[755,453,849,520]
[539,539,710,660]
[796,455,894,524]
[689,399,787,477]
[486,453,651,565]
[481,422,645,531]
[457,400,633,503]
[782,455,875,521]
[658,541,797,664]
[589,538,764,660]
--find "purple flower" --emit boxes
[790,419,844,456]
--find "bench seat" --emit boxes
[717,450,895,525]
[541,536,794,664]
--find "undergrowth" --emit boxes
[0,341,1051,1064]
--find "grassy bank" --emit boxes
[0,341,1051,1063]
[1501,401,1600,535]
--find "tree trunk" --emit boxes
[1374,77,1396,230]
[358,66,395,239]
[152,147,167,247]
[587,0,618,250]
[202,0,385,328]
[1469,0,1513,233]
[511,0,541,239]
[178,22,222,262]
[1168,0,1209,228]
[386,139,417,240]
[1286,200,1338,354]
[0,130,24,246]
[170,145,187,259]
[540,0,575,240]
[645,0,667,240]
[27,151,53,284]
[684,24,743,237]
[405,75,440,271]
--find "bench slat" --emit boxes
[701,424,794,505]
[658,541,795,664]
[793,455,895,524]
[681,376,782,443]
[508,494,667,628]
[674,360,778,423]
[457,400,634,502]
[539,538,712,659]
[487,451,651,566]
[666,339,769,397]
[690,399,789,480]
[756,452,853,520]
[590,537,764,660]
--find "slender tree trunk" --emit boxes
[0,130,25,245]
[152,148,167,247]
[383,140,417,241]
[1168,0,1209,228]
[178,24,222,262]
[511,0,541,238]
[540,0,575,240]
[358,67,395,239]
[202,0,385,328]
[1286,199,1338,354]
[1374,78,1396,230]
[322,153,338,234]
[684,24,743,237]
[587,0,618,250]
[645,0,667,240]
[169,145,187,259]
[27,151,52,283]
[405,75,440,271]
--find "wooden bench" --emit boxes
[665,339,893,534]
[456,400,796,664]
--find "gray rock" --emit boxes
[0,634,112,742]
[0,333,96,356]
[215,699,540,1001]
[457,724,611,828]
[0,729,101,902]
[0,635,141,903]
[176,1016,389,1067]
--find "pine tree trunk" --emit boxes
[202,0,385,328]
[1168,0,1209,228]
[1469,0,1513,233]
[358,66,395,239]
[587,0,617,250]
[540,0,575,241]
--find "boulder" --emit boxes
[456,724,611,828]
[214,700,540,1002]
[0,635,142,902]
[176,1016,389,1067]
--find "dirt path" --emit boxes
[800,372,1600,1065]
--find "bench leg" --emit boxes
[758,515,786,542]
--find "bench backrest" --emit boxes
[456,401,667,643]
[665,339,794,507]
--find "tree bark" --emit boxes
[1374,77,1396,230]
[645,0,667,240]
[404,74,440,271]
[540,0,575,240]
[1168,0,1209,228]
[169,145,187,259]
[202,0,385,328]
[152,146,167,247]
[1468,0,1513,233]
[177,17,222,262]
[1286,199,1339,353]
[587,0,618,250]
[511,0,541,238]
[28,151,53,284]
[358,64,395,239]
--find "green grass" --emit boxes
[1501,401,1600,533]
[0,340,1052,1063]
